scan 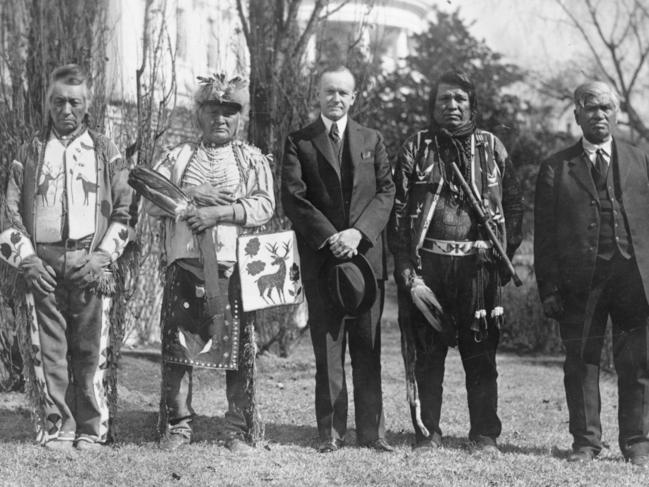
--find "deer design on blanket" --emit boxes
[256,241,290,304]
[76,173,98,205]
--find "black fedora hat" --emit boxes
[320,253,377,316]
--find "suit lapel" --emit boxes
[347,119,362,217]
[567,142,598,200]
[311,118,340,178]
[347,118,363,173]
[613,138,632,188]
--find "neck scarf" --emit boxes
[430,118,476,185]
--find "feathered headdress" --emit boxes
[194,72,249,110]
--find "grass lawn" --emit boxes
[1,318,648,486]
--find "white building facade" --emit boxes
[104,0,431,108]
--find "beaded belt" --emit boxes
[421,238,492,257]
[38,235,94,251]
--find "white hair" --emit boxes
[574,81,618,109]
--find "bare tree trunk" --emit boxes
[239,0,327,222]
[236,0,331,359]
[24,0,107,131]
[239,1,382,358]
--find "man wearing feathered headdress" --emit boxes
[0,64,136,450]
[142,72,274,453]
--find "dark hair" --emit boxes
[46,64,91,106]
[50,64,88,85]
[428,70,478,119]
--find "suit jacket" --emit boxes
[282,117,395,281]
[534,138,649,318]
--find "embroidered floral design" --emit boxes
[0,231,27,265]
[289,263,300,282]
[0,243,11,260]
[246,260,266,276]
[244,237,260,258]
[288,263,302,298]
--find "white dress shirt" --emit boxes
[321,114,348,136]
[582,136,613,167]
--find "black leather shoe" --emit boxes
[318,438,343,453]
[567,449,595,463]
[414,437,441,451]
[471,436,499,455]
[628,455,649,468]
[362,438,394,452]
[159,432,191,451]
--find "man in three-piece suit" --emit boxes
[535,81,649,467]
[282,66,395,453]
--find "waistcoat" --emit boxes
[594,152,632,260]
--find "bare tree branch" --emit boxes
[558,0,649,141]
[292,0,326,58]
[284,0,300,32]
[627,23,649,93]
[614,1,639,46]
[235,0,251,49]
[555,0,619,90]
[319,0,352,20]
[624,102,649,141]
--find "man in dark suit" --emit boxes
[535,81,649,467]
[282,66,395,453]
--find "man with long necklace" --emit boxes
[144,73,274,452]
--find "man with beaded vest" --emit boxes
[0,64,136,450]
[144,73,274,452]
[535,81,649,467]
[388,70,523,453]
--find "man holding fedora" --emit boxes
[282,66,395,453]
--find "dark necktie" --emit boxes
[329,122,341,161]
[593,148,608,185]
